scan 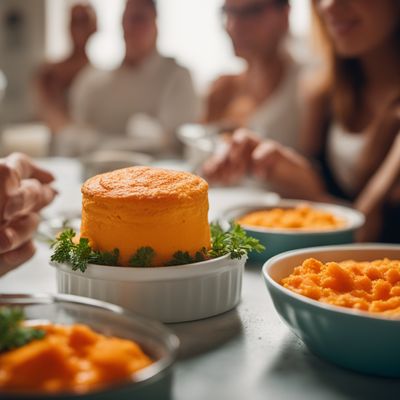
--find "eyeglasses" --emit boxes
[123,13,153,27]
[221,0,283,22]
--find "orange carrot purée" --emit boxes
[282,258,400,316]
[237,205,345,230]
[0,324,152,394]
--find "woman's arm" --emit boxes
[353,98,400,194]
[355,132,400,241]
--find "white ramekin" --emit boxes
[53,254,246,323]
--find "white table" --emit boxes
[1,158,399,400]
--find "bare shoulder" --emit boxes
[209,75,238,95]
[202,74,239,123]
[206,75,239,107]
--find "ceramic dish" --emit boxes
[223,199,365,262]
[53,254,246,323]
[262,244,400,377]
[0,293,179,400]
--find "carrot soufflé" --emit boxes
[80,166,211,266]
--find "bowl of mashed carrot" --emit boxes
[0,293,179,399]
[223,200,364,262]
[262,244,400,377]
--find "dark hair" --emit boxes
[148,0,156,11]
[126,0,157,12]
[311,0,400,195]
[311,0,400,131]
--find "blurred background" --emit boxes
[0,0,312,159]
[46,0,311,89]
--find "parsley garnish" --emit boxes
[0,308,45,353]
[51,229,119,272]
[209,222,265,259]
[50,223,264,270]
[129,247,155,267]
[166,248,208,266]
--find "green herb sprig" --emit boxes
[129,247,155,267]
[0,308,45,353]
[209,222,265,259]
[51,229,119,272]
[51,222,264,270]
[166,248,208,266]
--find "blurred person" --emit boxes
[35,4,97,121]
[0,153,56,276]
[202,0,400,242]
[45,0,199,157]
[203,0,301,149]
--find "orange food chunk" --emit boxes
[69,324,99,353]
[0,324,152,395]
[385,268,400,285]
[281,258,400,316]
[322,262,354,292]
[237,204,345,230]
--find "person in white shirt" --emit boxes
[46,0,200,157]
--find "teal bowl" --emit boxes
[0,294,179,400]
[262,244,400,377]
[223,200,365,263]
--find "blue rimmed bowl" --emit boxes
[262,244,400,377]
[223,200,365,263]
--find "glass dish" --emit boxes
[0,293,179,400]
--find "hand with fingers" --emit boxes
[251,140,328,201]
[201,129,261,185]
[202,128,328,200]
[0,153,57,276]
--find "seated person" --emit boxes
[203,0,301,149]
[0,153,56,276]
[202,0,400,243]
[35,4,97,123]
[45,0,199,157]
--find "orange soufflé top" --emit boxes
[82,166,208,202]
[80,166,210,266]
[282,258,400,316]
[0,323,152,394]
[237,205,345,230]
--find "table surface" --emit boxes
[1,158,399,400]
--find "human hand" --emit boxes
[0,153,57,276]
[251,140,328,201]
[201,129,261,185]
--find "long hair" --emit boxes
[311,0,400,132]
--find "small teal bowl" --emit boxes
[223,200,365,263]
[262,244,400,377]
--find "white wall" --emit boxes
[0,0,46,123]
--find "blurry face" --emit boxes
[316,0,400,57]
[70,5,97,49]
[123,0,157,60]
[222,0,289,60]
